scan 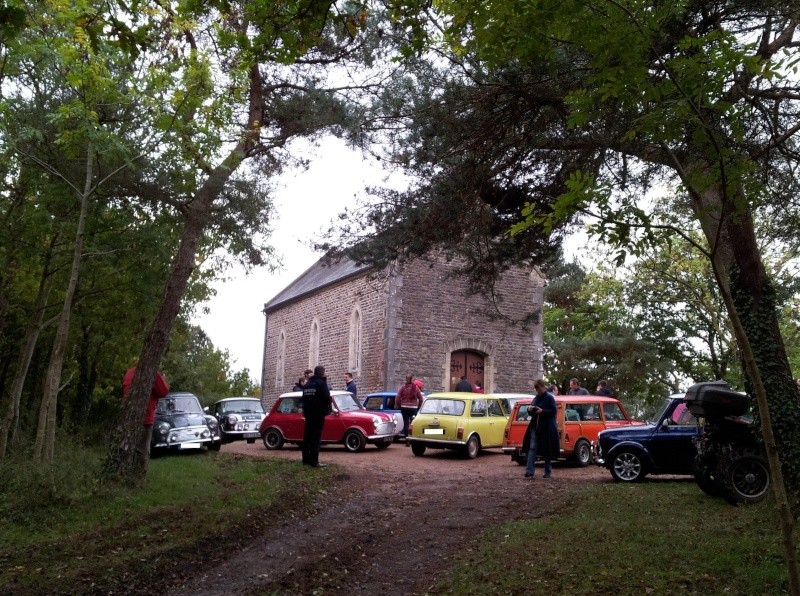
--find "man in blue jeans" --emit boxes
[525,379,559,478]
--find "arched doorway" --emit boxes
[449,350,485,391]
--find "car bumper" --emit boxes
[367,432,399,441]
[221,430,261,441]
[153,425,217,449]
[406,437,465,449]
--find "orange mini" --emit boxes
[502,395,641,466]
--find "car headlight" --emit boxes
[372,416,382,429]
[226,414,239,425]
[206,417,219,429]
[155,422,171,437]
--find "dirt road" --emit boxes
[174,440,610,595]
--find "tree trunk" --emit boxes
[102,64,265,485]
[33,144,94,464]
[691,181,800,594]
[0,268,53,460]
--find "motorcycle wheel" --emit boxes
[693,453,724,497]
[719,447,770,505]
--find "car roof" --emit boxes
[511,395,624,407]
[278,390,352,398]
[424,392,502,399]
[213,397,260,402]
[365,391,397,396]
[488,392,535,399]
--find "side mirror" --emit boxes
[661,418,670,428]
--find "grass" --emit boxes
[0,447,336,593]
[0,448,795,595]
[434,479,792,595]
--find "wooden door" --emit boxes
[450,350,485,391]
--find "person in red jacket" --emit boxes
[396,374,424,437]
[122,366,170,425]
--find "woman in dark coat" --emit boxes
[524,379,560,478]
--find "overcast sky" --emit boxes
[192,136,397,381]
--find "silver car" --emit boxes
[208,397,266,445]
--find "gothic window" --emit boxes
[349,305,362,374]
[276,330,286,387]
[309,318,320,369]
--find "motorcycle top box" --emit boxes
[684,380,749,418]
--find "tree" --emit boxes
[325,1,800,588]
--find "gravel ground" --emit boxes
[169,440,612,595]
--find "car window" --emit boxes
[334,393,363,412]
[277,398,301,414]
[488,399,505,417]
[420,399,465,416]
[224,399,264,413]
[515,406,531,422]
[364,397,383,410]
[602,402,625,421]
[157,395,202,414]
[670,402,696,425]
[471,399,486,417]
[565,407,581,422]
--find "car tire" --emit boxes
[262,428,284,450]
[693,453,723,497]
[513,451,527,466]
[609,449,647,482]
[208,441,221,452]
[411,443,426,456]
[719,447,770,505]
[573,439,592,467]
[344,430,367,453]
[375,440,391,449]
[465,435,480,459]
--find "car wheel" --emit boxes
[262,428,284,450]
[693,453,723,497]
[208,441,221,452]
[375,440,391,449]
[573,439,592,467]
[610,449,647,482]
[411,443,426,456]
[513,451,527,466]
[720,448,770,505]
[465,435,480,459]
[343,430,367,453]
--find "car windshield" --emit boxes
[334,393,363,412]
[419,399,465,416]
[648,397,674,424]
[222,399,264,414]
[158,395,202,414]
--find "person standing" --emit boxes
[596,379,614,396]
[301,365,332,468]
[344,372,357,399]
[455,375,473,392]
[524,379,559,479]
[396,374,424,437]
[122,366,170,459]
[568,378,590,395]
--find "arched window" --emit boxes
[308,318,320,369]
[349,305,362,374]
[275,330,286,387]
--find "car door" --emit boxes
[647,402,698,473]
[482,398,508,447]
[276,397,305,442]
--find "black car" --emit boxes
[207,397,266,444]
[151,392,221,456]
[594,395,698,482]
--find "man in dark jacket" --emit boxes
[455,376,473,392]
[524,379,560,479]
[301,365,332,468]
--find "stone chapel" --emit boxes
[259,252,545,407]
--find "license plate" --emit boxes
[244,432,259,438]
[178,443,202,449]
[424,428,445,435]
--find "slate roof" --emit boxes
[263,255,374,312]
